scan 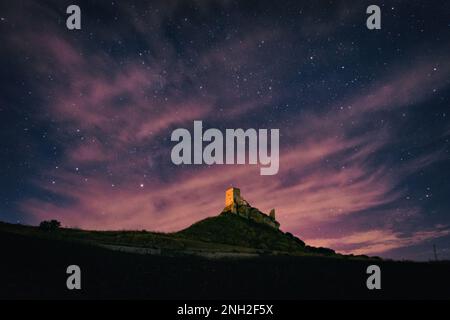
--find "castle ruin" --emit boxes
[223,187,280,229]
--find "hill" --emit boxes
[177,213,305,251]
[0,187,372,259]
[1,227,449,299]
[0,213,359,259]
[177,212,340,256]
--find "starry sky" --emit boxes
[1,0,449,261]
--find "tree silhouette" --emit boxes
[39,220,61,231]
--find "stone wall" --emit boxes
[234,205,280,229]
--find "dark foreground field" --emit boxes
[1,230,449,300]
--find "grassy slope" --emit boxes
[0,213,343,257]
[0,221,246,252]
[176,213,307,252]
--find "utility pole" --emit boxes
[433,244,438,261]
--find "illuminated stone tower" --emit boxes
[225,187,240,207]
[225,187,240,213]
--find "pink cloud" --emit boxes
[308,227,450,256]
[12,8,450,259]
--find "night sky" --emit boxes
[1,0,449,261]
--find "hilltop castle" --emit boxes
[223,187,280,229]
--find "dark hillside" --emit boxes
[1,230,449,299]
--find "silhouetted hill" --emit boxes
[1,227,449,299]
[0,214,367,259]
[177,212,313,254]
[0,193,445,299]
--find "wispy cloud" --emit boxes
[308,226,450,256]
[5,0,450,259]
